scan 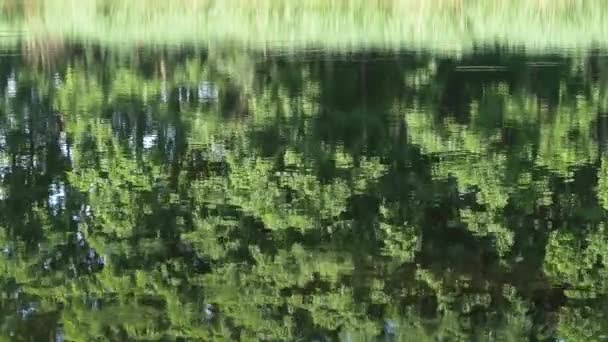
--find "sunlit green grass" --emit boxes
[2,0,608,52]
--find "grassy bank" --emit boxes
[1,0,607,52]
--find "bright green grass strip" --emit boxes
[2,0,608,52]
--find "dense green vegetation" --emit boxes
[0,43,607,340]
[0,0,607,51]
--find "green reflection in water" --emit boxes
[1,44,607,341]
[0,4,607,341]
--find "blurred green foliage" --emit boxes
[0,0,607,51]
[0,42,608,341]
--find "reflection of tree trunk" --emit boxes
[23,0,41,17]
[21,0,63,68]
[23,37,65,70]
[3,0,40,17]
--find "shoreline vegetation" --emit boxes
[0,0,607,52]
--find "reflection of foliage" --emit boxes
[556,304,608,342]
[545,225,608,297]
[598,157,608,210]
[1,45,608,340]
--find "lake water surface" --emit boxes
[1,2,608,341]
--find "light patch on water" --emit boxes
[166,126,176,141]
[161,81,168,103]
[0,153,6,177]
[48,182,66,215]
[6,112,16,129]
[198,81,218,103]
[6,72,16,98]
[53,72,62,89]
[204,143,226,161]
[165,126,177,160]
[143,133,157,149]
[59,132,71,162]
[128,136,136,155]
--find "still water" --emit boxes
[1,8,608,342]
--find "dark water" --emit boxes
[1,44,608,341]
